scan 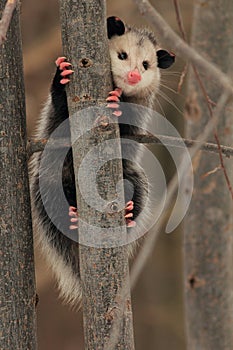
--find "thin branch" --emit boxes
[173,0,188,92]
[132,0,233,96]
[130,91,230,289]
[26,138,71,158]
[26,134,233,158]
[177,63,188,93]
[173,0,233,199]
[173,0,187,41]
[0,0,17,45]
[192,65,233,199]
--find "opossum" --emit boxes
[30,16,175,306]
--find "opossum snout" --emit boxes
[127,69,141,85]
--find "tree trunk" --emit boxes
[0,2,37,350]
[58,1,135,349]
[184,1,233,349]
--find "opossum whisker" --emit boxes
[156,90,183,116]
[161,70,182,77]
[154,95,166,117]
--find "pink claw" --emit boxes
[125,212,133,219]
[69,206,78,230]
[124,201,136,227]
[69,206,78,216]
[125,201,134,211]
[60,61,72,70]
[55,56,66,67]
[60,69,74,77]
[109,88,122,97]
[69,225,78,230]
[127,220,136,228]
[107,103,119,109]
[107,88,122,117]
[69,206,77,211]
[106,95,119,102]
[69,212,77,217]
[112,110,122,117]
[60,78,70,85]
[70,217,78,222]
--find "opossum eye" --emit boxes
[142,60,149,70]
[118,52,128,60]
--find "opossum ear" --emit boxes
[107,16,125,39]
[157,50,175,69]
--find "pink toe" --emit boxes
[69,206,78,217]
[126,205,133,212]
[69,212,78,217]
[127,220,136,228]
[61,69,74,77]
[107,103,119,109]
[60,61,72,70]
[69,225,78,230]
[69,206,77,211]
[125,202,134,212]
[109,88,122,97]
[60,78,70,85]
[55,56,66,67]
[126,201,134,209]
[106,95,119,102]
[125,213,133,219]
[112,110,122,117]
[70,218,78,222]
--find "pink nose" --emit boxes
[127,69,141,84]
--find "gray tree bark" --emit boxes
[0,2,37,350]
[58,1,135,349]
[184,1,233,349]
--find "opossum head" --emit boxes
[107,16,175,98]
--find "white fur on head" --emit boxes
[109,29,160,99]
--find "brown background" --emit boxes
[22,1,193,349]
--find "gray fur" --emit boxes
[30,20,166,307]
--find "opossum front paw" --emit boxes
[55,56,74,85]
[69,206,78,230]
[106,88,122,117]
[125,201,136,228]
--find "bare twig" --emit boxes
[26,138,70,158]
[173,0,187,41]
[173,0,188,92]
[130,91,230,289]
[201,165,222,179]
[177,63,188,93]
[132,0,233,95]
[0,0,17,45]
[173,0,233,199]
[192,65,233,199]
[26,135,233,158]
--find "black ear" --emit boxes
[107,16,125,39]
[157,50,175,69]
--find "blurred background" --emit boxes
[21,0,193,349]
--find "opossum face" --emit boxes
[109,31,161,97]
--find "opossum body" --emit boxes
[30,16,175,306]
